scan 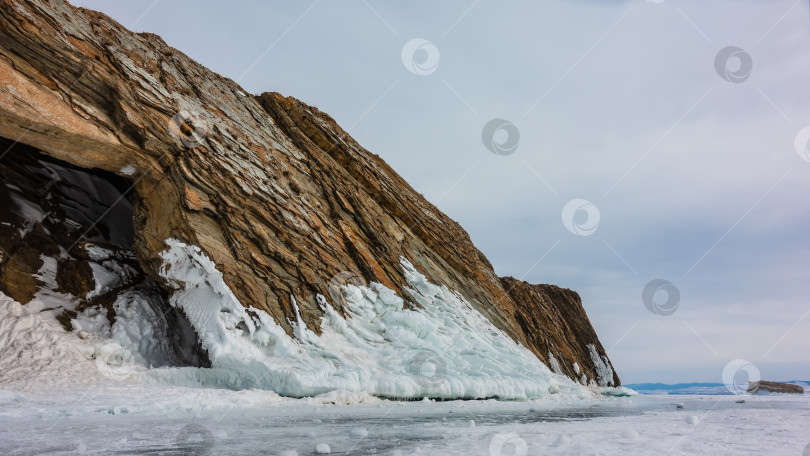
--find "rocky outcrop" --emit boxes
[0,0,619,387]
[500,278,620,386]
[748,381,804,395]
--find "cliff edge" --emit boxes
[0,0,619,391]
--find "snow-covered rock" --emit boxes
[154,239,590,400]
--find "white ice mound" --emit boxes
[0,293,102,390]
[156,239,588,400]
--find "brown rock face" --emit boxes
[501,278,620,386]
[748,381,804,395]
[0,0,619,387]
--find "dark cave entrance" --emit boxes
[0,138,136,257]
[0,137,209,369]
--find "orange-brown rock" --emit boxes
[748,381,804,395]
[501,278,620,385]
[0,0,619,386]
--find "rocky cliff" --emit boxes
[0,0,619,391]
[748,381,805,395]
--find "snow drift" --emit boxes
[149,239,590,400]
[0,238,613,400]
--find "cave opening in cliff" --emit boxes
[0,136,210,369]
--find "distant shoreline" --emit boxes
[626,381,809,395]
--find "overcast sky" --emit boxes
[70,0,810,384]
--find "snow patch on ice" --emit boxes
[597,386,637,397]
[155,239,589,400]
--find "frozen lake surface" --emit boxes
[1,384,808,455]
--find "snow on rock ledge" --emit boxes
[157,239,589,400]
